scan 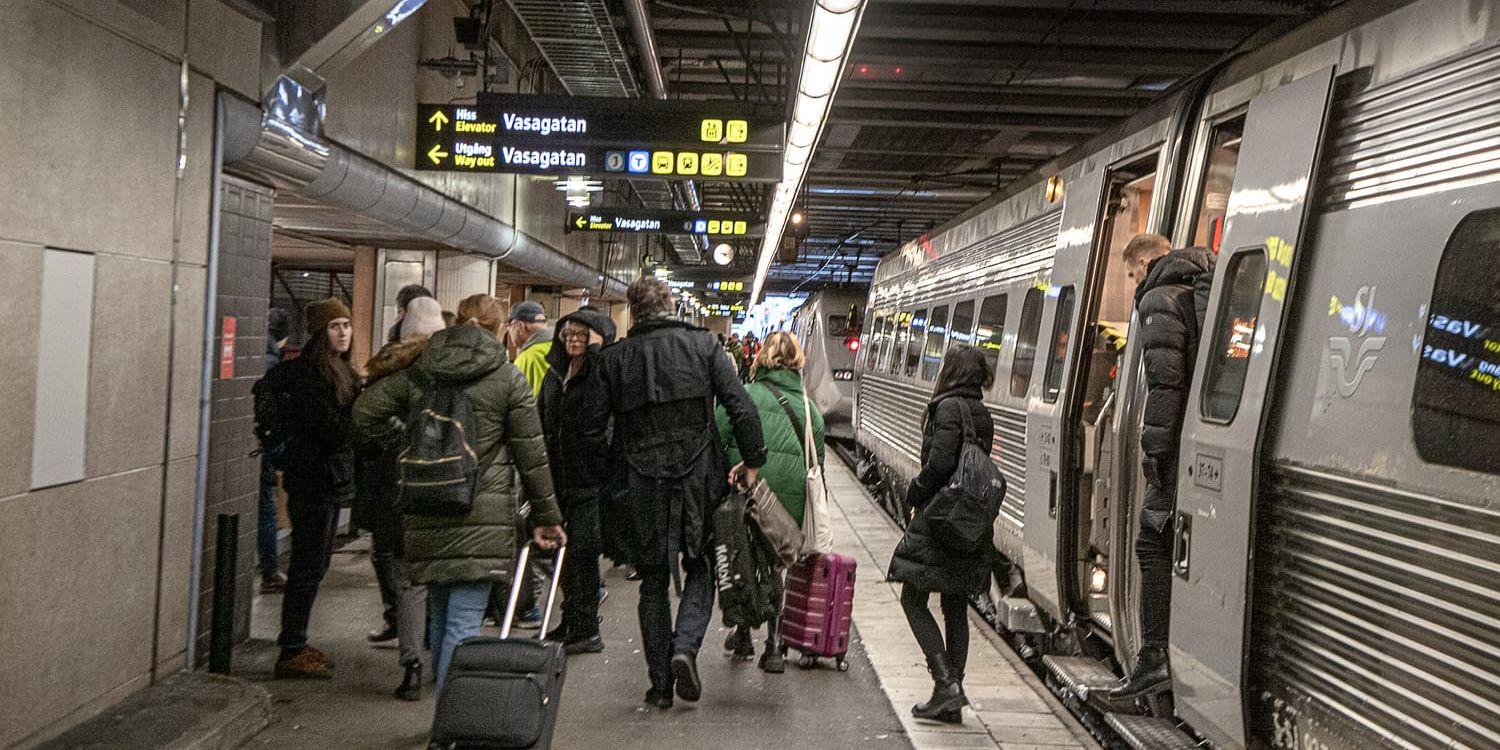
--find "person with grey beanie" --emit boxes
[355,295,445,699]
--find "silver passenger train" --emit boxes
[791,289,865,439]
[851,2,1500,748]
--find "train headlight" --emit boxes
[1089,565,1108,594]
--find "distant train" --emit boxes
[791,290,865,440]
[850,2,1500,748]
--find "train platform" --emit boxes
[234,459,1094,750]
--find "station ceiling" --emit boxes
[595,0,1333,292]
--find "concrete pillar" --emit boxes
[434,251,492,312]
[351,248,377,370]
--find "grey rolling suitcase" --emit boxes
[430,544,567,749]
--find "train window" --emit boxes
[975,295,1007,379]
[890,312,911,375]
[1200,250,1267,423]
[950,300,976,347]
[1010,288,1045,397]
[922,305,949,381]
[1412,209,1500,476]
[1042,286,1076,403]
[867,314,887,371]
[906,309,928,377]
[1191,116,1245,254]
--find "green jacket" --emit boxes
[514,332,552,399]
[353,324,561,586]
[715,368,825,525]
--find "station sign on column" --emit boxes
[415,94,783,181]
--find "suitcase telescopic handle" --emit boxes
[499,543,568,640]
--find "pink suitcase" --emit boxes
[781,552,857,671]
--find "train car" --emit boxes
[851,1,1500,748]
[791,289,866,439]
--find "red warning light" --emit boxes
[894,67,902,74]
[846,337,861,353]
[858,65,869,75]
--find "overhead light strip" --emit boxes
[749,0,868,304]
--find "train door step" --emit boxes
[1041,655,1117,700]
[1000,597,1045,633]
[1105,713,1199,749]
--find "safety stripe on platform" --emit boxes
[822,460,1099,750]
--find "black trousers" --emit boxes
[559,497,602,638]
[900,585,970,679]
[1136,519,1174,650]
[277,496,339,654]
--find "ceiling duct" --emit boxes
[505,0,704,264]
[219,93,624,298]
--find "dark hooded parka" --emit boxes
[595,317,766,569]
[1134,247,1215,533]
[352,324,562,586]
[537,307,617,503]
[887,385,994,595]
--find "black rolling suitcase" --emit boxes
[431,544,567,749]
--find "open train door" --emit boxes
[1022,167,1105,622]
[1170,66,1335,749]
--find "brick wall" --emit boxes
[195,176,275,660]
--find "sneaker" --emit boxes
[514,606,543,630]
[544,624,570,643]
[597,586,609,605]
[723,628,755,660]
[259,571,287,594]
[274,648,333,679]
[563,634,605,655]
[624,567,642,581]
[671,652,702,702]
[367,625,398,644]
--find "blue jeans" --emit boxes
[258,456,280,577]
[428,581,494,693]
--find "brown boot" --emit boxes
[275,648,333,679]
[305,645,335,668]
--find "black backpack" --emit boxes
[398,369,484,517]
[923,402,1006,552]
[252,374,292,468]
[713,491,780,628]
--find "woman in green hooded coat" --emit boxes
[714,331,825,672]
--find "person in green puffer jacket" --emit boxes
[713,331,825,673]
[353,293,566,693]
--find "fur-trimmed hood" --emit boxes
[364,339,427,386]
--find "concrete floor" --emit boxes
[237,457,1094,750]
[240,541,909,749]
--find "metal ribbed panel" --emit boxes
[871,210,1060,310]
[858,374,925,466]
[1251,466,1500,750]
[992,405,1027,529]
[1323,42,1500,212]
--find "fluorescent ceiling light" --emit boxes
[749,0,867,303]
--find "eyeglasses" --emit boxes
[560,328,591,340]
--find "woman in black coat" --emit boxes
[536,306,616,655]
[887,346,995,724]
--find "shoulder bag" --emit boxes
[766,384,834,556]
[923,401,1005,552]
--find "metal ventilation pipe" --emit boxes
[218,93,625,297]
[624,0,706,251]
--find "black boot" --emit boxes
[759,618,785,673]
[724,626,755,660]
[912,654,967,723]
[395,660,422,701]
[1107,646,1172,701]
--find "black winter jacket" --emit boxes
[888,387,994,594]
[537,308,616,501]
[596,316,766,568]
[256,354,357,503]
[1135,247,1216,532]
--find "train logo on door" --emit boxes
[1327,285,1387,398]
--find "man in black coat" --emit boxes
[1110,235,1216,700]
[596,278,766,709]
